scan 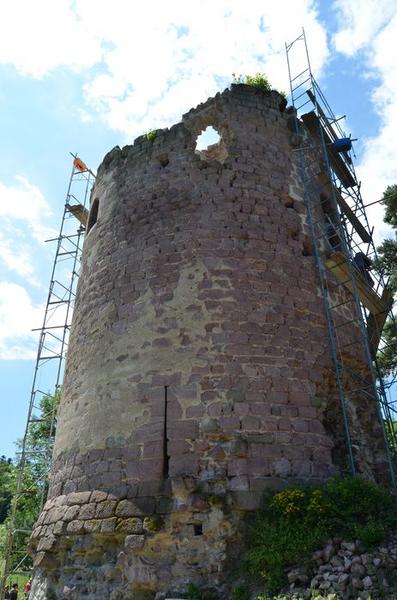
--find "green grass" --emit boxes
[1,559,30,591]
[2,575,30,593]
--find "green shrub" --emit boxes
[244,73,271,93]
[352,520,385,546]
[232,73,271,94]
[185,583,202,599]
[232,585,249,600]
[144,129,157,142]
[245,477,397,593]
[184,582,213,600]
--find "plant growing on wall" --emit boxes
[232,73,287,110]
[232,72,272,93]
[144,129,157,142]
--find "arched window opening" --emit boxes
[87,198,99,234]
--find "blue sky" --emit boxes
[1,0,397,458]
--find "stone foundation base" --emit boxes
[29,479,246,600]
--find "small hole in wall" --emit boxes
[195,126,228,163]
[284,197,295,209]
[302,240,314,256]
[288,226,299,240]
[156,153,169,168]
[194,523,203,536]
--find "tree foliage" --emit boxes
[382,184,397,229]
[0,390,60,571]
[378,319,397,378]
[375,185,397,377]
[0,458,14,524]
[374,238,397,290]
[25,389,60,456]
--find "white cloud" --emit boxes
[333,2,397,243]
[0,175,78,359]
[0,0,102,77]
[0,175,56,299]
[0,233,38,287]
[0,1,328,138]
[333,0,396,56]
[0,282,42,359]
[0,175,55,243]
[81,0,328,137]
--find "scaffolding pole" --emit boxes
[0,155,95,595]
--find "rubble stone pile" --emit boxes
[287,536,397,599]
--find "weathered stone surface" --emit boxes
[115,499,139,517]
[351,562,366,577]
[100,517,117,533]
[29,84,389,599]
[66,520,84,534]
[83,519,101,533]
[37,535,57,552]
[116,518,143,534]
[91,490,108,503]
[323,543,336,562]
[124,534,145,550]
[64,505,80,521]
[66,492,91,505]
[78,502,96,520]
[363,575,373,589]
[289,535,397,599]
[95,500,117,519]
[52,521,66,536]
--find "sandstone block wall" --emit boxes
[30,85,387,600]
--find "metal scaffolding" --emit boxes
[285,30,397,484]
[0,155,95,593]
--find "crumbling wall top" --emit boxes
[96,84,287,180]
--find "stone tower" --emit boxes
[30,85,387,599]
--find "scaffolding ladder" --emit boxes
[0,155,95,594]
[285,30,397,484]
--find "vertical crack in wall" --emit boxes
[163,385,169,478]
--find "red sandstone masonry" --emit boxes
[30,85,387,599]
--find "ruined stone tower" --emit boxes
[30,85,387,599]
